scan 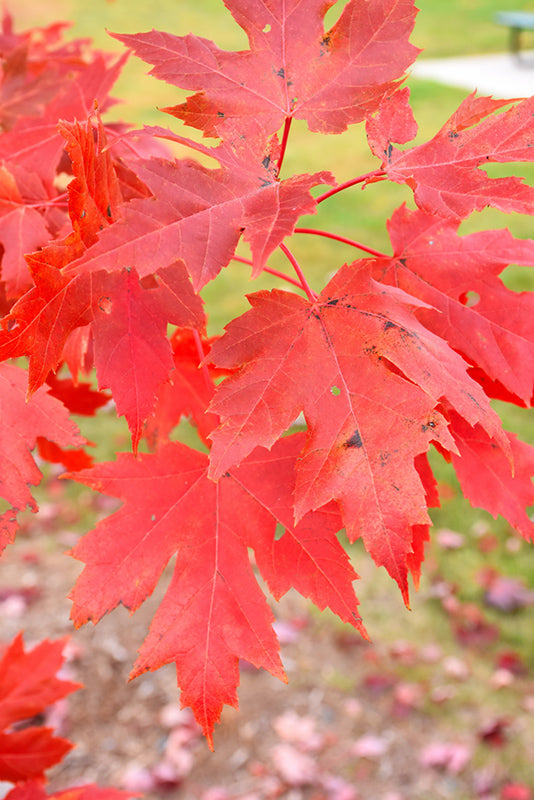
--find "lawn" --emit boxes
[6,1,534,797]
[415,0,534,57]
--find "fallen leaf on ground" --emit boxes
[419,741,472,773]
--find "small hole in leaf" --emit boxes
[150,514,156,522]
[331,386,341,396]
[98,296,112,314]
[262,23,271,33]
[275,523,285,541]
[463,291,480,307]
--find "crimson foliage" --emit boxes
[0,1,533,747]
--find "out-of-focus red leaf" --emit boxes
[0,364,86,552]
[501,783,532,800]
[0,728,73,783]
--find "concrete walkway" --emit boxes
[409,51,534,99]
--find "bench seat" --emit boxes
[495,11,534,57]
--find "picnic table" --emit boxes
[495,11,534,58]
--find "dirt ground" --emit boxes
[2,495,534,800]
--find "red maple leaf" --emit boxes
[0,264,204,445]
[368,90,534,219]
[44,374,111,417]
[67,132,333,291]
[114,0,419,139]
[59,116,123,248]
[0,54,127,188]
[0,634,80,783]
[372,204,534,404]
[5,782,132,800]
[0,728,73,784]
[143,327,228,449]
[0,363,86,553]
[448,411,534,541]
[0,165,52,298]
[0,634,80,731]
[68,434,364,745]
[0,115,205,446]
[206,263,508,599]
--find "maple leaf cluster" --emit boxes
[0,632,132,800]
[0,0,533,746]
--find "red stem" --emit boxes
[26,192,69,209]
[294,227,388,258]
[231,254,306,290]
[192,329,214,394]
[279,243,317,302]
[277,117,293,174]
[316,170,386,204]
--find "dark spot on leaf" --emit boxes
[386,142,393,160]
[106,204,112,217]
[217,111,224,118]
[448,129,459,140]
[327,298,339,306]
[80,210,86,218]
[321,34,331,49]
[262,155,271,169]
[222,471,231,478]
[344,430,363,449]
[383,320,396,331]
[276,67,285,79]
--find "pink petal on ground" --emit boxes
[436,528,465,549]
[321,774,359,800]
[484,576,534,612]
[200,790,230,800]
[420,741,472,773]
[490,668,514,689]
[272,710,323,750]
[121,764,157,793]
[343,698,363,719]
[442,656,470,681]
[272,620,300,645]
[164,733,195,776]
[270,743,317,786]
[351,734,389,759]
